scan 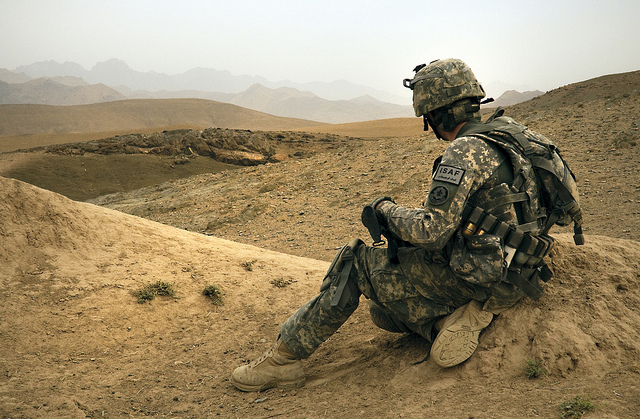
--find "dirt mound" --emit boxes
[2,176,639,418]
[0,176,328,417]
[20,128,348,166]
[0,99,322,138]
[0,128,351,201]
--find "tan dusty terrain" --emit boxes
[0,98,325,153]
[1,71,640,418]
[86,80,640,260]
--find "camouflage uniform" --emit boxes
[280,117,531,360]
[230,59,580,392]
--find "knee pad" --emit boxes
[369,301,412,334]
[320,238,363,309]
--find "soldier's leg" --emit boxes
[355,245,481,338]
[279,239,364,359]
[277,239,463,357]
[231,239,493,392]
[358,244,494,366]
[231,239,365,391]
[368,301,412,334]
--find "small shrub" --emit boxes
[135,281,176,304]
[559,395,596,418]
[270,277,295,288]
[524,358,547,379]
[241,260,258,271]
[203,284,224,305]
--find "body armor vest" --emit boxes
[451,110,584,304]
[461,111,583,244]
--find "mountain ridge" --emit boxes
[14,58,405,104]
[4,59,550,123]
[0,78,126,105]
[0,69,413,123]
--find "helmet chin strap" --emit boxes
[424,97,484,140]
[423,115,445,140]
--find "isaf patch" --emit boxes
[428,185,449,206]
[433,164,465,185]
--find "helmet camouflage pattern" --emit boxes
[404,58,486,117]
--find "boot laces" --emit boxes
[250,344,276,367]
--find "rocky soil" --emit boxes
[27,127,351,167]
[2,70,640,418]
[90,83,640,261]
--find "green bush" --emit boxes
[559,395,596,418]
[241,259,257,271]
[135,281,176,304]
[203,284,224,305]
[524,358,547,379]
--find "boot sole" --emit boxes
[430,303,493,368]
[230,377,306,392]
[430,329,481,368]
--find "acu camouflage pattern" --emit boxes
[498,116,579,228]
[378,126,531,313]
[404,58,486,117]
[280,242,490,359]
[279,116,550,359]
[463,115,580,230]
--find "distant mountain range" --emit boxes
[13,58,407,103]
[0,78,126,106]
[0,59,541,123]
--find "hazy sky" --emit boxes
[2,0,639,100]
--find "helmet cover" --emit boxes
[403,58,486,117]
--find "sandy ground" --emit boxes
[2,71,640,418]
[2,176,640,418]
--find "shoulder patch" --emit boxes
[432,164,465,185]
[428,185,449,206]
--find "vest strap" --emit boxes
[506,268,543,300]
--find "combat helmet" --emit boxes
[403,58,487,132]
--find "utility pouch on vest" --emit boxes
[450,231,505,286]
[459,205,556,299]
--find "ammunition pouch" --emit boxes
[459,206,555,300]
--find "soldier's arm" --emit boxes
[377,137,503,250]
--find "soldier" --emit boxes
[230,58,581,392]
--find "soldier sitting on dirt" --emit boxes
[231,58,583,392]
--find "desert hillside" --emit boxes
[1,69,640,418]
[0,98,324,152]
[2,175,640,418]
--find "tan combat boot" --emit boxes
[231,338,305,392]
[430,300,493,368]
